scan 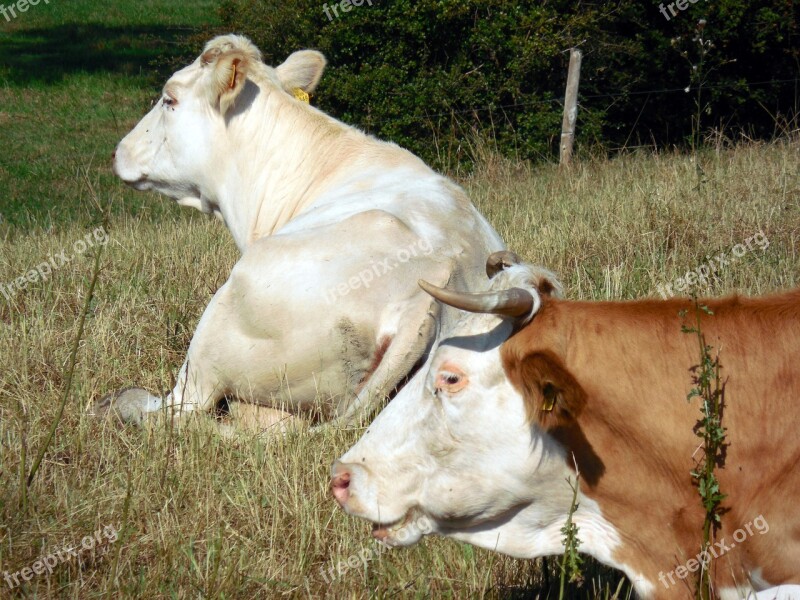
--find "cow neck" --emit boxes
[504,295,800,593]
[501,300,683,589]
[217,89,373,251]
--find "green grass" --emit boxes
[0,0,219,229]
[4,0,218,28]
[1,2,799,598]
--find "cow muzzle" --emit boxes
[112,141,152,190]
[330,467,351,507]
[331,461,433,546]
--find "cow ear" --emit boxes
[510,351,586,428]
[275,50,327,95]
[529,266,564,299]
[208,50,250,114]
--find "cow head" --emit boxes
[113,35,326,212]
[331,252,575,556]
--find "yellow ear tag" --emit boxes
[229,62,237,90]
[292,88,310,104]
[542,384,557,413]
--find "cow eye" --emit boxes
[435,365,469,394]
[444,373,461,386]
[162,93,177,108]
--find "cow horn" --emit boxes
[419,280,534,318]
[486,251,523,279]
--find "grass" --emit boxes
[0,0,219,229]
[1,138,798,598]
[1,1,799,598]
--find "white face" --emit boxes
[113,59,225,202]
[332,310,571,553]
[112,37,326,215]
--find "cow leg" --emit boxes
[161,357,225,422]
[224,401,304,434]
[95,267,315,432]
[327,286,442,428]
[94,356,225,427]
[95,278,236,427]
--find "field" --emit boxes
[1,2,799,599]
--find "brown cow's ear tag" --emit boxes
[542,383,557,412]
[292,88,310,103]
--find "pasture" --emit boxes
[1,1,798,598]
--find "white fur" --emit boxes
[111,35,503,426]
[722,586,800,600]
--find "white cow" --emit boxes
[103,34,503,428]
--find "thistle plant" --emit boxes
[674,19,733,188]
[681,297,728,600]
[559,460,584,600]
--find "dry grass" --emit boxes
[1,138,798,598]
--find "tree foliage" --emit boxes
[219,0,799,168]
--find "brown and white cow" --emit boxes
[332,252,800,599]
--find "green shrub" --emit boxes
[218,0,798,169]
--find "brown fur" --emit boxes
[502,289,800,597]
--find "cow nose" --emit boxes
[330,466,351,507]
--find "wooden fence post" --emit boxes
[560,48,582,166]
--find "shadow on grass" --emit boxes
[0,21,216,229]
[496,556,633,600]
[0,22,211,85]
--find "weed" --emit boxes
[559,462,584,600]
[681,296,728,600]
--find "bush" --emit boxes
[218,0,798,169]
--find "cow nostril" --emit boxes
[111,150,116,160]
[331,471,351,506]
[332,472,350,490]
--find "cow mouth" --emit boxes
[370,510,433,547]
[111,159,151,191]
[120,177,152,191]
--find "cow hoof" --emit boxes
[92,387,162,426]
